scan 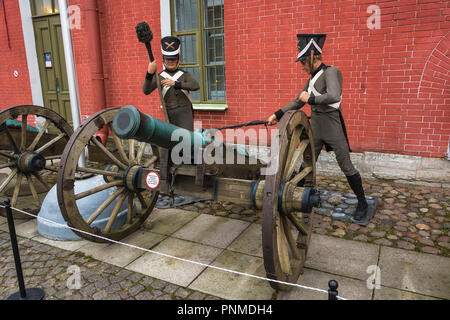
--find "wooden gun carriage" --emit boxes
[0,105,320,291]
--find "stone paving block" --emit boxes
[0,217,31,232]
[147,208,200,236]
[305,234,379,281]
[172,214,249,249]
[378,246,450,299]
[0,216,6,226]
[277,268,372,300]
[189,250,274,300]
[77,230,165,268]
[228,223,263,258]
[126,237,222,287]
[373,286,439,300]
[32,235,88,252]
[11,219,39,239]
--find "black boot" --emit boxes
[346,172,368,221]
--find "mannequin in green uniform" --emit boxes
[267,34,369,221]
[143,36,199,131]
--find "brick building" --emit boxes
[1,0,449,158]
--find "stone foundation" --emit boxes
[244,145,450,189]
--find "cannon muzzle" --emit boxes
[112,105,203,150]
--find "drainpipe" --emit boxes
[84,0,108,144]
[57,0,85,166]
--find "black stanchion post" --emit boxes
[328,280,338,300]
[4,198,45,300]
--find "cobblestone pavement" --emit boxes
[1,174,448,300]
[0,231,221,300]
[177,175,450,258]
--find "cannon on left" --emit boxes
[0,106,73,218]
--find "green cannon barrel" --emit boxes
[112,105,203,150]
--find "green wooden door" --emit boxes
[33,14,72,124]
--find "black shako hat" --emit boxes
[161,36,181,59]
[296,34,326,62]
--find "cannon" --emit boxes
[0,105,73,218]
[55,105,319,291]
[0,104,320,291]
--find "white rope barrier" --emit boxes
[0,204,348,300]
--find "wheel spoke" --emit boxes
[20,115,28,151]
[127,192,134,224]
[290,167,313,185]
[11,173,23,208]
[136,191,148,209]
[0,161,15,169]
[129,139,135,162]
[45,155,63,161]
[281,216,301,260]
[136,142,146,163]
[144,156,157,168]
[110,127,129,164]
[0,150,16,159]
[90,137,128,170]
[283,127,303,179]
[284,139,309,181]
[35,132,66,154]
[44,165,59,173]
[284,211,308,236]
[26,174,41,205]
[103,192,127,233]
[76,166,123,178]
[32,172,51,191]
[0,168,17,193]
[277,216,292,275]
[4,126,20,153]
[27,118,51,151]
[75,180,123,200]
[86,187,124,225]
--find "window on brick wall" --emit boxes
[171,0,226,104]
[31,0,59,16]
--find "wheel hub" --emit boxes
[16,152,46,173]
[123,164,142,191]
[279,182,320,214]
[102,164,145,191]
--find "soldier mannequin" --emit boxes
[143,36,200,131]
[267,34,369,221]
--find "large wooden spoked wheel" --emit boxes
[0,105,73,217]
[262,110,316,291]
[57,108,159,242]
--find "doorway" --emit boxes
[31,0,72,124]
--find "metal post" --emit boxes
[57,0,85,167]
[4,199,45,300]
[328,280,338,300]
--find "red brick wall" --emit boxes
[69,0,95,119]
[221,0,449,157]
[1,0,449,157]
[0,0,33,107]
[67,0,162,120]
